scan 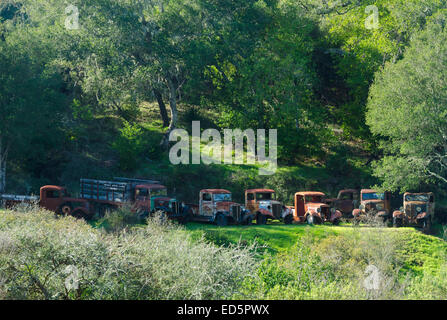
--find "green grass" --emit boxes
[185,222,447,275]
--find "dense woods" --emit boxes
[1,0,447,199]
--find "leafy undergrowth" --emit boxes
[186,222,447,296]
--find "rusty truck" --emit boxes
[324,189,359,218]
[392,192,434,232]
[352,189,392,223]
[0,177,189,223]
[293,191,342,225]
[0,185,90,218]
[188,189,254,226]
[245,188,293,225]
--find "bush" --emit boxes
[0,207,258,300]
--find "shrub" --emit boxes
[0,206,258,300]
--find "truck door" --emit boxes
[200,192,213,216]
[246,192,256,213]
[337,191,354,214]
[295,195,305,219]
[135,187,150,213]
[42,188,62,212]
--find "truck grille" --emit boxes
[172,201,180,214]
[232,205,241,222]
[272,204,282,218]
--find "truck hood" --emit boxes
[153,196,175,207]
[307,202,329,209]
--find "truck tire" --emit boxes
[393,217,402,228]
[256,213,267,225]
[59,203,72,216]
[284,214,293,225]
[179,208,192,225]
[71,210,86,220]
[423,217,432,234]
[332,218,340,225]
[216,214,228,227]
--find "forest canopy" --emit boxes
[0,0,446,197]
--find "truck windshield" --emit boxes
[305,195,323,202]
[256,193,275,200]
[362,193,384,200]
[214,193,232,202]
[405,194,429,202]
[151,188,168,197]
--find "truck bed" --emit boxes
[80,179,131,203]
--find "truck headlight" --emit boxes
[416,206,422,212]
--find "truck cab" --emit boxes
[353,189,391,221]
[245,189,293,225]
[134,184,181,218]
[40,185,90,218]
[392,192,434,231]
[189,189,253,226]
[324,189,359,217]
[294,191,341,225]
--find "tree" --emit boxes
[366,16,447,191]
[0,1,69,192]
[205,1,327,161]
[315,0,447,147]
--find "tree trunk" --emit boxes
[0,137,8,194]
[160,77,178,150]
[153,88,170,128]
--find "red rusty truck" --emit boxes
[392,192,434,232]
[0,185,90,218]
[244,189,293,225]
[0,177,189,223]
[324,189,359,218]
[188,189,254,226]
[293,191,342,225]
[352,189,392,222]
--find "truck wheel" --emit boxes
[423,217,432,233]
[216,214,228,227]
[256,214,267,225]
[393,217,402,228]
[284,214,293,225]
[332,218,340,226]
[179,208,192,225]
[71,210,85,220]
[59,204,72,216]
[306,214,314,225]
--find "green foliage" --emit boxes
[0,207,258,299]
[367,18,447,192]
[112,122,146,171]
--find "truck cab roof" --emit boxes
[200,189,231,194]
[245,189,275,193]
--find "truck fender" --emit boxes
[393,210,404,218]
[281,206,293,219]
[330,209,342,222]
[352,208,361,217]
[377,210,387,217]
[416,212,428,220]
[258,208,274,217]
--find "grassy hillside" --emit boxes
[186,222,447,274]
